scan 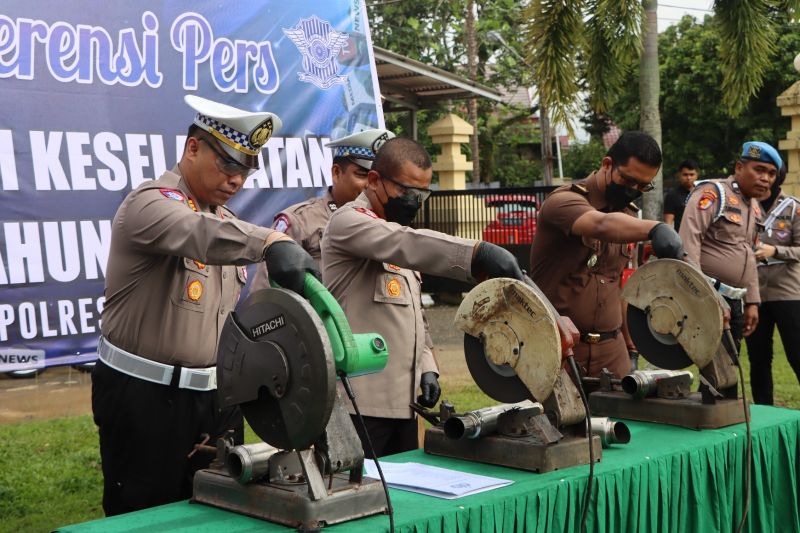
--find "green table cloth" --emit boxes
[59,405,800,532]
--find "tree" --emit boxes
[369,1,537,185]
[523,0,798,219]
[606,14,800,183]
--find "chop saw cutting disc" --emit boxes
[217,288,335,451]
[622,258,723,371]
[455,278,562,403]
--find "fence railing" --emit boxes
[413,186,557,293]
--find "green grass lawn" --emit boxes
[1,338,797,532]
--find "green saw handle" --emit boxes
[272,274,388,377]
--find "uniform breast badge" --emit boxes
[187,279,204,301]
[387,278,402,298]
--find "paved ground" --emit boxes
[0,304,464,425]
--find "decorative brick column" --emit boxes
[428,114,473,190]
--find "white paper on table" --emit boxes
[363,460,513,499]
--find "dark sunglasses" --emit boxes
[380,173,433,202]
[199,138,255,177]
[614,167,655,192]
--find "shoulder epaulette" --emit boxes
[570,183,589,196]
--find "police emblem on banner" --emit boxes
[283,16,349,90]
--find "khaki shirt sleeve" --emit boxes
[744,250,760,304]
[121,188,272,265]
[418,308,439,376]
[538,191,594,236]
[774,208,800,262]
[678,185,717,267]
[326,208,475,282]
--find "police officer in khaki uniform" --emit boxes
[529,131,686,380]
[251,129,395,291]
[680,141,780,348]
[744,163,800,404]
[321,137,525,457]
[92,95,318,516]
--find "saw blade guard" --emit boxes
[455,278,562,402]
[621,258,723,370]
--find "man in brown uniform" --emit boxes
[529,131,686,379]
[92,95,319,515]
[746,163,800,404]
[680,141,780,348]
[321,137,524,457]
[251,129,394,291]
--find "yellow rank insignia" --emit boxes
[387,264,401,271]
[193,260,206,270]
[187,279,203,301]
[728,195,739,206]
[188,198,198,212]
[729,213,742,223]
[778,221,787,230]
[248,118,273,149]
[387,278,402,298]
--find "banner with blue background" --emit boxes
[0,1,383,370]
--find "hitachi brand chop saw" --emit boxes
[415,277,603,473]
[192,275,390,529]
[589,258,748,429]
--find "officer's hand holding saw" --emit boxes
[471,242,524,281]
[264,240,321,296]
[649,223,686,260]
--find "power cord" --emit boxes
[567,356,594,533]
[340,373,395,533]
[722,330,752,533]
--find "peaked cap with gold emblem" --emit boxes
[326,128,395,170]
[184,95,283,169]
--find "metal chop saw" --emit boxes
[588,258,747,429]
[192,275,390,529]
[415,277,602,472]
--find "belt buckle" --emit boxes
[586,333,601,344]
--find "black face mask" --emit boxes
[605,180,642,211]
[384,194,422,226]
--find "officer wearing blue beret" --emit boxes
[680,141,781,353]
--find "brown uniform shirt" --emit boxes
[529,172,637,334]
[101,169,273,368]
[250,188,337,290]
[757,193,800,301]
[321,192,476,419]
[680,177,761,304]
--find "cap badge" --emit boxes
[372,132,391,154]
[748,144,762,159]
[249,118,274,149]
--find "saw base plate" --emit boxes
[589,391,747,429]
[423,426,601,473]
[192,467,387,529]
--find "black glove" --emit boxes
[629,349,639,374]
[417,372,441,408]
[471,242,524,281]
[649,223,686,259]
[264,240,321,296]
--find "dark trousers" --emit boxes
[350,415,418,459]
[92,361,243,516]
[744,300,800,405]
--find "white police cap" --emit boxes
[184,95,283,169]
[326,129,395,169]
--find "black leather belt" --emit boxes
[580,329,620,344]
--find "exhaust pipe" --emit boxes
[443,401,541,440]
[621,369,694,399]
[227,442,278,483]
[590,417,631,447]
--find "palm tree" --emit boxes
[523,0,796,220]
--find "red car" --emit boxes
[482,195,538,245]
